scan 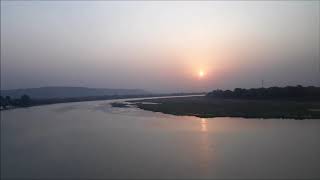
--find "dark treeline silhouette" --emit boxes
[207,85,320,100]
[0,94,31,109]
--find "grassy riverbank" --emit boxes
[127,96,320,119]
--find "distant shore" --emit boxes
[0,93,203,111]
[123,96,320,119]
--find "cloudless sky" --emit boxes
[1,1,319,93]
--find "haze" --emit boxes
[1,1,319,93]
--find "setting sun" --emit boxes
[198,70,205,78]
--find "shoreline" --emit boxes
[0,94,204,112]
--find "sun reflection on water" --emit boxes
[201,118,208,132]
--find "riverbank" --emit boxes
[125,96,320,119]
[0,93,203,111]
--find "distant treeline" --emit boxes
[0,95,31,109]
[206,85,320,100]
[0,92,202,110]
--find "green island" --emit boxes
[121,86,320,119]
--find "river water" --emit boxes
[1,97,320,179]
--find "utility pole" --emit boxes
[261,79,264,88]
[318,57,320,87]
[318,17,320,87]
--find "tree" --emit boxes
[20,94,31,107]
[5,96,11,106]
[0,96,5,109]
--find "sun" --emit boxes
[198,70,205,78]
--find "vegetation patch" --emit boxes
[130,95,320,119]
[110,102,130,108]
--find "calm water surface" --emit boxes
[1,97,320,179]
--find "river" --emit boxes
[1,96,320,179]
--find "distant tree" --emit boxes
[5,96,11,106]
[0,96,12,109]
[20,94,31,107]
[0,96,5,109]
[206,85,320,100]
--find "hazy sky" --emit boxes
[1,1,319,93]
